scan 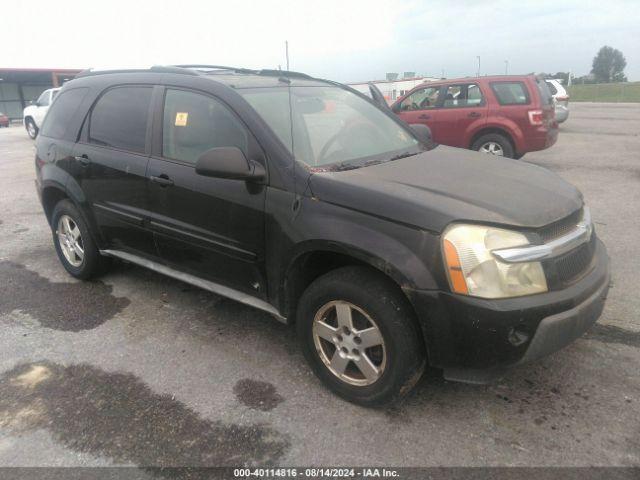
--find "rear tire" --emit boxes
[25,118,38,139]
[296,266,425,406]
[472,133,514,159]
[51,199,109,280]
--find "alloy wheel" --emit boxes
[479,141,504,156]
[312,300,386,386]
[56,215,84,267]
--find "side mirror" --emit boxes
[409,124,432,144]
[391,103,401,113]
[195,147,265,181]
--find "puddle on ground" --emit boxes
[233,379,284,412]
[0,261,129,331]
[585,323,640,348]
[0,362,289,473]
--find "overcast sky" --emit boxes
[4,0,639,82]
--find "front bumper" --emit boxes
[406,239,610,383]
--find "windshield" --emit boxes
[239,85,423,170]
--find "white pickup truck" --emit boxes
[23,87,61,139]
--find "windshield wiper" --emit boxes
[387,151,420,161]
[325,151,420,172]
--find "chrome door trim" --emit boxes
[493,208,592,263]
[100,249,286,322]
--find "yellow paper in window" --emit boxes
[175,112,189,127]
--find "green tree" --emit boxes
[591,46,627,83]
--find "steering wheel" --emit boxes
[317,121,384,164]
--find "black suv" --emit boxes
[35,65,610,405]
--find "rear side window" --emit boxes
[491,82,530,105]
[442,83,484,108]
[41,87,89,139]
[162,89,248,164]
[89,86,152,153]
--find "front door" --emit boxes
[147,88,267,297]
[395,85,443,139]
[74,85,156,257]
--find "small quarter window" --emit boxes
[89,86,153,153]
[162,89,248,164]
[40,88,89,139]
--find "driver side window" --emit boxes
[400,86,440,111]
[36,91,50,107]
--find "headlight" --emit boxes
[442,224,548,299]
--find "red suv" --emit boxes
[391,75,558,159]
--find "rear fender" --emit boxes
[472,118,524,153]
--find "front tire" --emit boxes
[25,118,38,139]
[51,199,109,279]
[296,266,425,406]
[472,133,514,158]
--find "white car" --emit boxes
[23,87,61,139]
[545,79,569,123]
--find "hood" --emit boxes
[308,146,582,233]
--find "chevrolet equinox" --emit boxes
[35,65,610,405]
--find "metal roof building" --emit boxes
[0,68,82,120]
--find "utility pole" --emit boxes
[504,60,509,75]
[285,41,290,71]
[476,56,481,77]
[441,68,445,79]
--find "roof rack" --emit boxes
[75,64,315,81]
[174,65,313,80]
[76,65,200,78]
[172,64,258,74]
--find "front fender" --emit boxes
[286,216,438,291]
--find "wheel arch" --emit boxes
[40,180,103,248]
[282,240,426,321]
[469,124,522,154]
[284,244,432,365]
[41,183,69,223]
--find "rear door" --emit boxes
[73,85,156,257]
[146,87,267,297]
[437,83,488,147]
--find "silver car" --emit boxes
[546,79,569,123]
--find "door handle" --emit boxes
[468,112,481,118]
[74,154,90,166]
[418,114,431,120]
[150,174,174,187]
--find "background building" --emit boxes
[0,68,82,121]
[348,72,440,104]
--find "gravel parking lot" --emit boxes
[0,103,639,470]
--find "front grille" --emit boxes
[539,208,583,242]
[553,234,597,285]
